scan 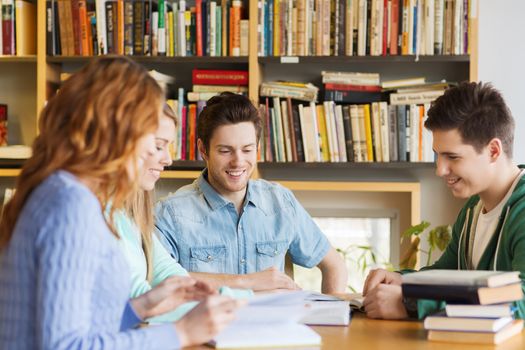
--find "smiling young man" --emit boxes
[362,82,525,320]
[155,92,347,293]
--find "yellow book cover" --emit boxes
[316,105,330,162]
[168,12,174,56]
[363,104,374,162]
[15,0,36,56]
[273,0,281,56]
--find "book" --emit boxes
[427,319,524,345]
[381,77,426,89]
[192,84,248,93]
[15,0,36,55]
[445,304,516,318]
[301,299,351,326]
[401,270,521,288]
[192,69,249,86]
[210,291,322,349]
[401,282,524,305]
[389,89,445,105]
[424,314,513,332]
[0,104,6,146]
[0,145,32,159]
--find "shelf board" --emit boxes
[259,55,469,64]
[0,168,21,177]
[0,55,37,63]
[166,160,206,170]
[47,56,249,64]
[258,162,435,170]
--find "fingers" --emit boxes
[362,269,385,296]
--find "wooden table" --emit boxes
[191,313,525,349]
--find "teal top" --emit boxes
[114,210,253,323]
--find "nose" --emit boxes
[160,149,173,167]
[435,156,449,177]
[230,150,242,165]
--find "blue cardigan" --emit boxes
[0,171,180,349]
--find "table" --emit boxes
[191,313,525,349]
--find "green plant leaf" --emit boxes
[401,221,431,239]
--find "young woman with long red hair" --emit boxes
[0,56,239,349]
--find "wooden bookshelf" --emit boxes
[0,0,479,267]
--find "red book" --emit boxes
[192,69,249,86]
[195,0,202,56]
[180,105,187,160]
[324,83,382,92]
[0,104,7,146]
[390,0,399,55]
[188,104,197,160]
[2,2,14,55]
[71,0,82,55]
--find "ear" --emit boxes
[487,138,503,162]
[197,139,209,162]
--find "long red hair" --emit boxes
[0,56,163,248]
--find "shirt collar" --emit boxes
[196,169,261,211]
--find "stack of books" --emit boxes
[322,71,382,103]
[187,69,248,102]
[260,81,319,102]
[401,270,524,345]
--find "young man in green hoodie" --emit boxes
[362,81,525,320]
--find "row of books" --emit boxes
[46,0,248,57]
[258,98,434,163]
[402,270,524,345]
[0,0,36,55]
[257,0,472,57]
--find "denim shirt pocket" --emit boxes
[190,245,227,273]
[255,240,288,271]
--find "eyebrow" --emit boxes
[155,138,169,143]
[216,143,256,149]
[433,150,460,156]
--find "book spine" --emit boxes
[324,83,382,92]
[70,0,81,55]
[158,0,166,55]
[78,0,89,56]
[105,2,115,53]
[47,1,54,55]
[192,70,249,85]
[388,104,398,161]
[342,105,354,162]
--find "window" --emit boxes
[294,209,399,293]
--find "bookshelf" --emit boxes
[0,0,478,266]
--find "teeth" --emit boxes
[227,170,244,176]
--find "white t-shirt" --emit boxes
[472,170,525,268]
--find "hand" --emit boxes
[132,276,216,319]
[362,269,402,296]
[247,267,300,291]
[174,295,243,347]
[362,284,408,320]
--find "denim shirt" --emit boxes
[155,170,330,274]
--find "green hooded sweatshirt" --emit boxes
[410,165,525,319]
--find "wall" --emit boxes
[478,0,525,163]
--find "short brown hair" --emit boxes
[425,81,515,157]
[197,92,262,151]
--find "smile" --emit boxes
[446,177,461,186]
[226,170,245,177]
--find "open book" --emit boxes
[210,291,321,349]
